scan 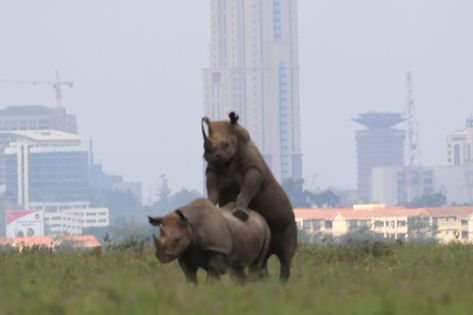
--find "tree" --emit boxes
[157,174,171,203]
[282,178,313,208]
[311,190,341,208]
[150,187,201,215]
[407,193,447,208]
[99,189,142,223]
[282,178,341,208]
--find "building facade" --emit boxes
[447,118,473,166]
[2,130,89,209]
[354,112,405,202]
[203,0,302,181]
[0,105,77,134]
[370,164,473,206]
[42,205,109,236]
[371,166,434,206]
[294,205,473,244]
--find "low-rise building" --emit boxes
[294,205,473,244]
[38,203,109,236]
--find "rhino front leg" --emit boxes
[205,253,227,281]
[230,264,247,285]
[178,257,198,284]
[234,168,263,221]
[206,170,220,205]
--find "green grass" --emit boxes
[1,241,473,315]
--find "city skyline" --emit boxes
[1,1,473,202]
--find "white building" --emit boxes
[370,165,473,206]
[447,118,473,166]
[38,202,109,236]
[203,0,302,181]
[371,166,434,206]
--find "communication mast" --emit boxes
[405,71,419,202]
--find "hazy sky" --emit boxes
[1,0,472,203]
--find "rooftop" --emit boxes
[0,129,80,142]
[353,112,405,129]
[0,105,63,116]
[294,206,473,221]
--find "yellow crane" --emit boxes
[0,71,73,107]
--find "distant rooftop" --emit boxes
[353,112,405,129]
[0,105,62,116]
[0,129,80,142]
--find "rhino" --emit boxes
[148,198,270,284]
[201,112,297,280]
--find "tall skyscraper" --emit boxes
[354,112,405,203]
[203,0,302,181]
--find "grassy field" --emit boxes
[1,240,473,315]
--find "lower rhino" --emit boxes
[148,198,270,283]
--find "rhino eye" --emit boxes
[223,142,229,149]
[173,237,182,245]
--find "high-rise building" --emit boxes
[0,105,77,134]
[3,130,89,209]
[447,118,473,166]
[0,105,78,185]
[203,0,302,181]
[354,112,405,202]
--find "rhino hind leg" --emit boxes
[249,228,271,280]
[266,222,297,281]
[277,222,297,281]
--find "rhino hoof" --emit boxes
[233,209,249,221]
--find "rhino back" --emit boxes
[180,198,233,255]
[221,208,270,267]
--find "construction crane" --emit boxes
[0,71,73,107]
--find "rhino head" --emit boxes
[148,210,193,263]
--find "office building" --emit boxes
[3,130,89,208]
[354,112,405,202]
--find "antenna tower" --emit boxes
[405,71,419,202]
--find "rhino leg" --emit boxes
[205,252,227,281]
[275,222,297,281]
[249,231,271,280]
[230,264,247,284]
[178,257,198,284]
[249,262,267,280]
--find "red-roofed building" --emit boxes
[294,204,473,243]
[0,237,13,247]
[11,236,56,250]
[60,235,101,248]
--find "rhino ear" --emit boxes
[229,112,239,125]
[148,216,163,226]
[202,117,212,140]
[175,209,188,227]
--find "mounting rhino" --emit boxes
[201,112,297,280]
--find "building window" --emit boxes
[273,0,281,40]
[374,221,384,228]
[279,62,289,179]
[212,72,221,84]
[453,144,461,165]
[325,221,332,229]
